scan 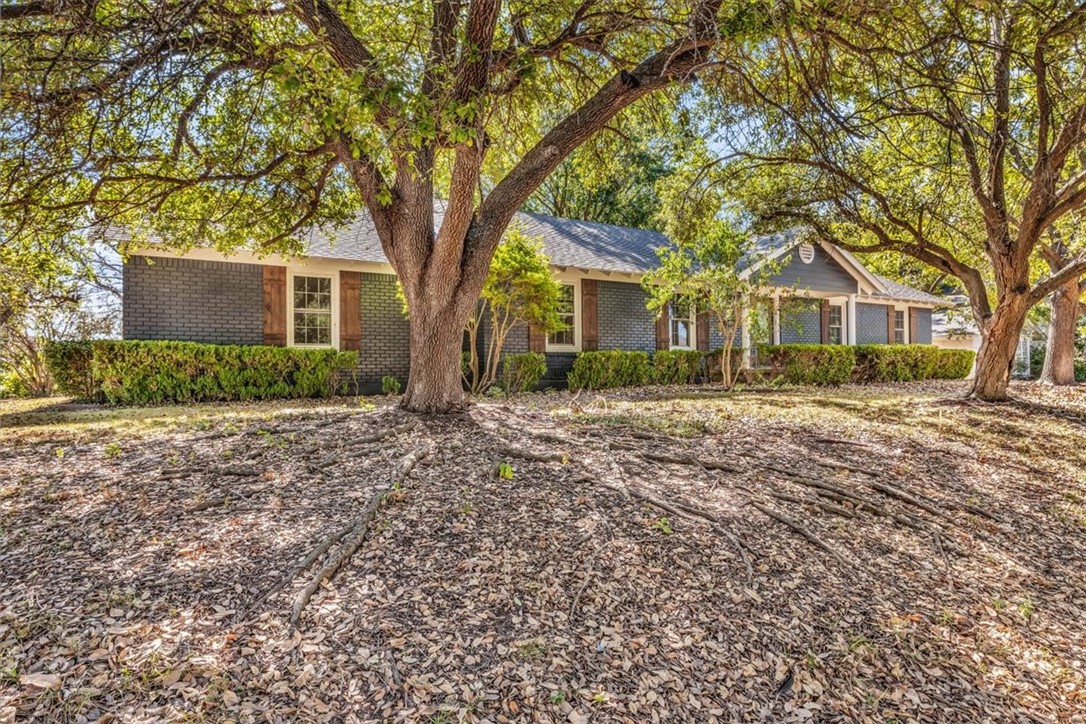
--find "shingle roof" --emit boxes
[301,204,668,274]
[246,205,946,306]
[869,274,948,305]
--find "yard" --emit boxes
[1,382,1084,722]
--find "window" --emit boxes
[894,310,906,344]
[547,283,577,350]
[291,274,334,347]
[669,299,694,349]
[828,305,843,345]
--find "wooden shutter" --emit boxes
[655,309,669,351]
[908,307,919,345]
[886,306,896,344]
[528,325,546,353]
[262,266,287,346]
[696,311,710,352]
[820,299,831,344]
[339,270,362,352]
[581,279,599,351]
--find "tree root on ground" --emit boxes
[749,501,854,569]
[586,476,754,585]
[640,451,742,473]
[286,440,433,628]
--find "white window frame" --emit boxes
[287,270,340,350]
[546,279,580,352]
[828,304,844,345]
[669,299,696,350]
[893,308,907,345]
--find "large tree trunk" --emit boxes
[971,297,1030,401]
[401,301,472,413]
[1038,276,1081,385]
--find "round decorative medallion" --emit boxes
[798,243,815,264]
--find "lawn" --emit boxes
[1,382,1084,722]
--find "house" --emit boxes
[121,206,947,392]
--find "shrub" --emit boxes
[47,340,357,405]
[932,348,977,379]
[44,340,100,401]
[758,344,856,386]
[651,350,703,385]
[853,345,941,382]
[567,350,651,391]
[0,370,29,398]
[501,352,547,395]
[381,375,402,395]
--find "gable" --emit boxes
[765,246,859,295]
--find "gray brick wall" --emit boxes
[598,281,656,352]
[856,302,890,344]
[780,299,822,344]
[358,272,410,386]
[912,308,933,344]
[123,255,263,345]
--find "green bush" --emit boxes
[651,350,703,385]
[567,350,651,391]
[502,352,548,394]
[44,340,101,401]
[47,340,357,405]
[381,375,402,395]
[853,345,940,382]
[932,348,977,380]
[758,344,856,386]
[0,370,29,399]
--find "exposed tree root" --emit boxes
[749,501,854,569]
[288,440,433,628]
[246,519,357,617]
[641,451,742,473]
[863,480,949,520]
[497,445,567,464]
[186,486,262,513]
[589,477,753,585]
[770,491,858,519]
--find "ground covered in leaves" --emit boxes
[1,381,1085,723]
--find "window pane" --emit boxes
[548,285,576,346]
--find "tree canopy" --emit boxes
[704,0,1086,399]
[1,0,774,411]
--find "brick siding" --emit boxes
[123,256,263,345]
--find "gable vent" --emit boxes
[798,243,815,264]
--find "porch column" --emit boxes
[846,294,857,345]
[741,305,752,368]
[772,295,781,345]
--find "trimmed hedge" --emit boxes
[651,350,703,385]
[853,345,975,382]
[45,340,101,401]
[46,340,357,405]
[932,349,976,380]
[567,350,651,391]
[502,352,548,394]
[758,344,856,386]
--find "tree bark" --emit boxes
[971,297,1030,401]
[1039,276,1081,385]
[401,302,472,413]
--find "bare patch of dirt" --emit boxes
[1,382,1084,722]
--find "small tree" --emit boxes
[644,224,771,389]
[463,228,563,394]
